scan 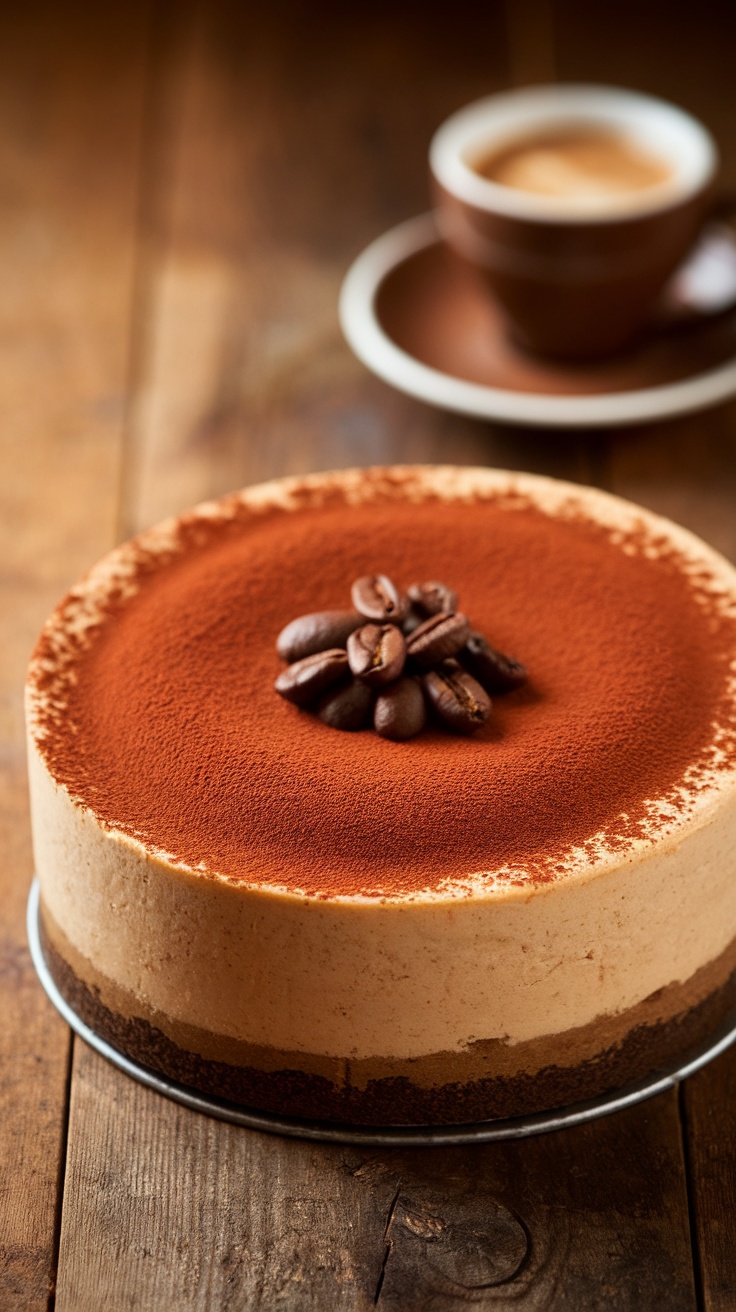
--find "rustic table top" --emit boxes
[4,2,736,1308]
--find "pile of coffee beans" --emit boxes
[274,574,527,740]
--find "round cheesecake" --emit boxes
[26,466,736,1124]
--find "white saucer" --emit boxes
[339,214,736,428]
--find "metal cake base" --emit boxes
[27,879,736,1146]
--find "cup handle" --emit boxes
[655,193,736,328]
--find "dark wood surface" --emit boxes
[2,2,736,1307]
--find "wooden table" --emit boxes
[4,2,736,1307]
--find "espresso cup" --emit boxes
[430,86,718,360]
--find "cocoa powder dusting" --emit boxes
[30,492,736,897]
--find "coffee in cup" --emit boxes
[474,128,673,209]
[430,87,718,359]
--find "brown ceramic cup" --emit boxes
[430,86,719,360]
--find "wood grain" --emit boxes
[57,1048,697,1312]
[373,1092,696,1309]
[504,0,556,86]
[119,0,512,537]
[682,1053,736,1312]
[0,3,149,1307]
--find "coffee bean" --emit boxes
[374,677,427,741]
[318,679,374,731]
[351,574,408,623]
[460,631,528,693]
[274,648,349,707]
[276,609,362,663]
[422,660,492,734]
[407,580,459,617]
[347,623,406,687]
[406,611,471,670]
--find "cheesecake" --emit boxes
[26,466,736,1124]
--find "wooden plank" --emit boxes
[0,2,149,1307]
[57,1048,696,1311]
[121,0,582,538]
[375,1092,695,1310]
[56,1046,387,1312]
[682,1054,736,1312]
[504,0,556,86]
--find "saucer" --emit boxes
[339,214,736,428]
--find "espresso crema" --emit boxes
[474,128,673,206]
